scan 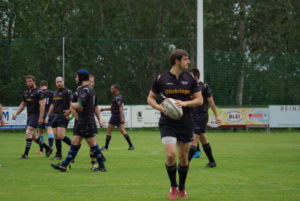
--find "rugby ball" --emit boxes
[163,98,183,120]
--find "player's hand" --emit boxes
[99,121,104,128]
[99,108,103,112]
[159,102,167,116]
[175,100,186,107]
[45,116,49,124]
[12,114,17,120]
[215,116,221,124]
[0,120,4,127]
[38,117,43,125]
[121,118,125,124]
[66,115,71,120]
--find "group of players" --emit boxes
[11,69,134,172]
[2,48,220,200]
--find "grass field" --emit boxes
[0,129,300,201]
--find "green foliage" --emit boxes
[0,0,299,106]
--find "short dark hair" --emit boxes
[170,49,189,65]
[26,75,36,81]
[111,84,119,90]
[188,68,200,79]
[40,80,48,87]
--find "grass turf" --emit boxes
[0,130,299,201]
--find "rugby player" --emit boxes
[147,49,203,200]
[51,69,106,172]
[46,77,72,160]
[188,68,220,168]
[100,84,134,151]
[12,75,52,159]
[88,74,104,169]
[0,102,5,127]
[37,80,54,154]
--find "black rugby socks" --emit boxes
[104,135,111,149]
[178,164,189,191]
[165,163,177,187]
[123,134,133,147]
[203,143,215,163]
[188,145,197,162]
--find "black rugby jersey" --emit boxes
[151,71,200,120]
[22,87,45,115]
[77,85,96,123]
[72,86,82,103]
[191,82,212,117]
[52,88,72,114]
[111,94,123,115]
[42,89,53,114]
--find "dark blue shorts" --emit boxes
[192,115,208,135]
[52,114,69,128]
[27,114,39,129]
[38,114,54,129]
[159,118,193,143]
[109,113,124,126]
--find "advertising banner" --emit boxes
[269,105,300,128]
[131,105,160,127]
[0,107,27,129]
[68,105,131,128]
[207,108,269,128]
[0,106,272,130]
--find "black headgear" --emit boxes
[76,69,89,85]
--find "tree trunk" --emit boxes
[236,0,246,106]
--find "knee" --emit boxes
[25,129,34,139]
[200,135,208,145]
[166,152,176,165]
[178,154,189,166]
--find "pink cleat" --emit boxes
[168,186,177,200]
[178,188,188,199]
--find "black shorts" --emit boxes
[38,114,54,129]
[159,118,193,143]
[74,122,98,139]
[192,115,208,135]
[109,113,124,126]
[27,114,39,129]
[52,114,69,128]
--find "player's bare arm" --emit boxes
[0,104,4,127]
[208,96,221,124]
[63,101,72,119]
[175,91,203,107]
[70,106,79,120]
[71,102,83,112]
[99,107,111,112]
[119,106,125,124]
[45,103,54,123]
[94,105,103,127]
[38,99,45,125]
[147,90,167,115]
[12,101,26,120]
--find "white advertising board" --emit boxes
[131,105,160,127]
[0,107,27,129]
[269,105,300,128]
[68,105,131,128]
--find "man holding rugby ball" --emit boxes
[147,49,203,200]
